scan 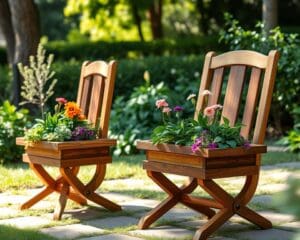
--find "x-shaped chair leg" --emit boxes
[20,163,86,212]
[195,175,272,240]
[138,171,215,229]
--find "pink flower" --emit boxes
[162,107,172,113]
[56,97,67,104]
[204,106,216,117]
[156,99,169,109]
[210,104,223,110]
[191,143,199,153]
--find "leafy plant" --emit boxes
[109,74,170,155]
[18,43,57,118]
[151,91,247,151]
[0,101,30,164]
[25,98,96,143]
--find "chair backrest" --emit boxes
[194,50,279,144]
[76,60,117,138]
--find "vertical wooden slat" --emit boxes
[99,61,117,138]
[194,52,216,119]
[76,61,89,105]
[87,75,105,126]
[253,50,279,144]
[79,77,93,116]
[240,68,262,139]
[208,68,224,106]
[221,66,246,126]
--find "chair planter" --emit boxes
[16,60,121,220]
[137,50,279,240]
[16,137,120,220]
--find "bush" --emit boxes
[109,80,171,155]
[0,65,11,103]
[220,13,300,133]
[44,36,220,61]
[0,101,30,164]
[0,47,6,65]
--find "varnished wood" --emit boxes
[137,50,279,240]
[210,50,268,69]
[241,67,262,139]
[16,60,120,220]
[221,65,246,125]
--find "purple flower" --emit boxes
[191,143,199,153]
[71,126,96,141]
[243,140,251,148]
[208,142,218,149]
[173,106,184,112]
[195,138,202,145]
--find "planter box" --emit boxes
[16,137,116,167]
[137,140,267,179]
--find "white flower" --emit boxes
[200,90,212,96]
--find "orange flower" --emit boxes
[78,114,86,121]
[64,101,82,119]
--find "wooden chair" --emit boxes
[137,50,280,240]
[16,60,121,220]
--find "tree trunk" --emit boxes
[262,0,278,35]
[131,2,144,42]
[8,0,40,105]
[0,0,15,65]
[148,0,163,39]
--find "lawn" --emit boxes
[0,151,299,196]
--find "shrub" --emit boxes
[0,101,30,164]
[109,80,170,155]
[220,13,300,133]
[0,65,11,103]
[45,36,221,61]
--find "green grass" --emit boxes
[0,225,58,240]
[0,151,299,194]
[262,151,300,165]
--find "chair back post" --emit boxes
[76,60,117,138]
[253,50,280,144]
[194,51,215,119]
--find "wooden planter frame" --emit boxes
[16,137,121,220]
[137,140,271,240]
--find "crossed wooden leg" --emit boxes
[139,171,271,240]
[194,175,272,240]
[138,171,215,229]
[21,163,121,220]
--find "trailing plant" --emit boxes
[18,43,57,118]
[0,101,30,164]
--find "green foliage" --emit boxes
[220,13,300,122]
[110,80,170,155]
[25,100,96,143]
[0,101,30,164]
[151,97,245,150]
[45,37,220,61]
[0,65,11,102]
[18,43,58,118]
[277,95,300,153]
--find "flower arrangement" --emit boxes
[151,91,249,152]
[24,98,97,143]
